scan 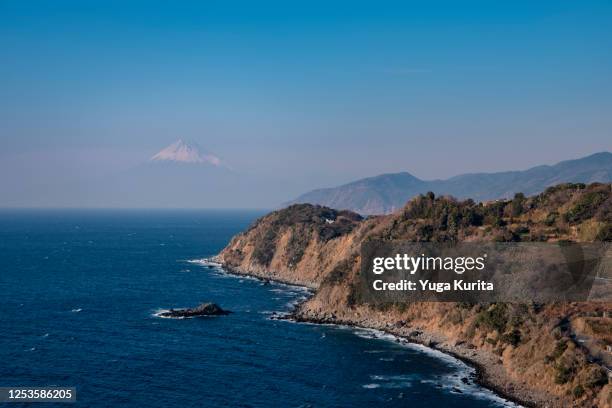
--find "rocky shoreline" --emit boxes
[287,312,539,407]
[215,259,544,407]
[214,186,611,407]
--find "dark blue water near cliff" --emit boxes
[0,210,517,407]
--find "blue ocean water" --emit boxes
[0,210,518,407]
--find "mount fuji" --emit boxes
[150,139,224,166]
[80,140,259,208]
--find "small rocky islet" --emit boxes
[159,303,231,318]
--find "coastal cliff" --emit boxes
[219,183,612,407]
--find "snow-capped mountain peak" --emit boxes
[150,139,222,165]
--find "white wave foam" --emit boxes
[152,309,172,318]
[152,308,220,320]
[71,308,82,313]
[371,374,417,381]
[349,326,521,407]
[187,258,222,268]
[152,309,192,319]
[269,288,287,293]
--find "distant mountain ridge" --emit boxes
[288,152,612,214]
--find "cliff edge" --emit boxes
[219,183,612,407]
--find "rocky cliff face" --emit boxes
[219,183,612,407]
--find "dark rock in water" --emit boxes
[159,303,231,318]
[461,377,470,385]
[451,387,463,394]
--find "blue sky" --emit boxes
[0,1,611,206]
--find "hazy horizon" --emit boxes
[1,1,611,208]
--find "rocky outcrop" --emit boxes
[159,303,231,318]
[219,204,363,287]
[219,183,612,407]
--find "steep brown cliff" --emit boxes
[219,183,612,407]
